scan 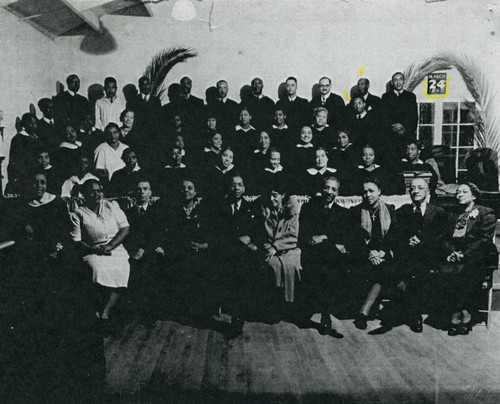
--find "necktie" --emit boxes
[233,203,239,215]
[357,115,360,120]
[139,206,146,215]
[321,97,325,105]
[413,205,423,227]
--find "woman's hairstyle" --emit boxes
[239,106,252,116]
[314,107,329,116]
[362,145,376,154]
[337,128,351,138]
[104,122,120,133]
[81,178,103,196]
[406,138,421,149]
[362,176,381,190]
[120,109,134,122]
[208,131,222,143]
[269,147,280,155]
[121,148,137,160]
[460,182,481,198]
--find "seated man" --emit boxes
[211,174,259,337]
[299,176,348,338]
[346,96,381,150]
[369,178,448,335]
[125,179,165,326]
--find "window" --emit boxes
[442,101,475,183]
[416,100,476,183]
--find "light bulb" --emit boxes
[171,0,196,21]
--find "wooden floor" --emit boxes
[104,312,500,404]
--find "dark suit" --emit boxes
[276,96,310,133]
[7,133,40,195]
[208,98,240,132]
[241,95,275,130]
[347,93,382,115]
[125,201,165,322]
[53,91,91,125]
[299,197,351,312]
[309,93,345,128]
[381,90,418,162]
[345,110,380,148]
[379,202,448,325]
[37,118,58,154]
[127,93,162,130]
[210,196,258,316]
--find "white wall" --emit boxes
[0,0,499,189]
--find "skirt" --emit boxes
[83,244,130,288]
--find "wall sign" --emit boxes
[424,72,450,99]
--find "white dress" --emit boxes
[70,200,130,288]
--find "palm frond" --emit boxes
[403,52,500,159]
[403,57,451,93]
[143,46,198,100]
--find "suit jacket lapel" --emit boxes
[423,204,436,227]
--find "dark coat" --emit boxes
[53,91,91,126]
[309,93,346,128]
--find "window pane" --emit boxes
[418,126,434,147]
[443,102,458,124]
[442,125,457,147]
[460,102,475,123]
[458,125,475,146]
[419,103,435,124]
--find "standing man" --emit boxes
[381,72,418,162]
[95,77,126,130]
[53,74,91,126]
[369,178,447,335]
[209,80,239,132]
[309,76,345,129]
[242,77,275,130]
[348,78,381,115]
[178,76,205,130]
[37,98,58,154]
[127,76,162,130]
[276,76,309,134]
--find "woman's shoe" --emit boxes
[354,313,368,330]
[447,324,460,336]
[458,322,473,335]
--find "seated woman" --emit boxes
[347,177,395,331]
[329,129,359,173]
[108,148,142,199]
[353,145,404,196]
[253,148,287,196]
[287,125,316,176]
[298,147,338,196]
[119,109,136,145]
[60,155,99,209]
[70,179,130,323]
[94,123,129,182]
[227,107,257,160]
[250,130,272,174]
[270,108,291,153]
[201,132,223,169]
[35,148,61,195]
[255,179,302,314]
[56,123,84,177]
[441,182,497,336]
[158,144,191,199]
[400,139,438,195]
[203,147,237,201]
[163,179,212,317]
[311,107,336,149]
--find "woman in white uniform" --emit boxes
[70,179,130,321]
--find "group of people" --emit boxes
[2,70,496,342]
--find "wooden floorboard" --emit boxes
[105,313,500,403]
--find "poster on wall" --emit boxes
[426,72,447,95]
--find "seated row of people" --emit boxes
[8,168,496,340]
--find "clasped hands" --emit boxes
[308,236,347,254]
[447,251,464,263]
[368,250,385,266]
[409,235,421,247]
[392,123,406,135]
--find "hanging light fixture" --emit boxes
[171,0,196,21]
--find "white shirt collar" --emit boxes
[165,163,186,168]
[265,165,283,173]
[321,92,331,101]
[402,158,424,165]
[19,130,30,137]
[296,143,313,148]
[235,125,255,132]
[394,89,403,96]
[217,164,234,174]
[28,192,56,207]
[59,141,82,149]
[142,93,150,101]
[219,97,227,103]
[67,89,76,96]
[138,202,149,212]
[363,93,369,100]
[44,164,53,170]
[254,94,263,99]
[272,124,288,129]
[307,167,336,175]
[412,201,427,215]
[358,164,381,170]
[356,111,367,119]
[43,117,54,125]
[288,95,297,102]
